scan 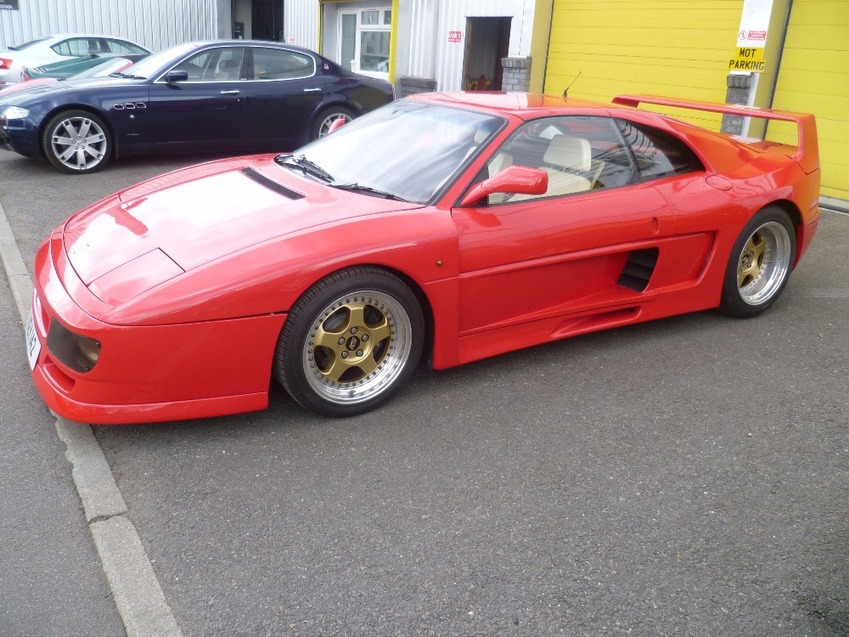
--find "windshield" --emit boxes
[289,100,504,204]
[121,43,199,79]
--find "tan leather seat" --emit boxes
[539,135,593,196]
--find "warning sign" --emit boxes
[729,46,766,72]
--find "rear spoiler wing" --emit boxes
[612,94,819,174]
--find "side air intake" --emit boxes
[618,248,659,291]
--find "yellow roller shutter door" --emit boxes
[544,1,743,129]
[769,1,849,200]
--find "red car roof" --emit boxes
[409,91,623,119]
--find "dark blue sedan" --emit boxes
[0,40,395,173]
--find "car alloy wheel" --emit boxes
[42,109,111,173]
[313,107,354,139]
[720,206,796,317]
[275,267,424,417]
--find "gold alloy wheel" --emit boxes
[736,220,792,306]
[302,290,414,405]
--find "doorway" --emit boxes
[463,17,511,91]
[251,0,283,41]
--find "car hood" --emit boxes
[1,75,142,103]
[61,155,421,306]
[0,77,58,97]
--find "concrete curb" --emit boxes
[0,200,183,637]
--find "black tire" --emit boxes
[719,205,796,318]
[274,267,425,417]
[41,109,112,174]
[311,106,354,140]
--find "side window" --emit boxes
[53,38,99,56]
[251,48,315,80]
[170,48,245,81]
[484,115,636,203]
[615,119,703,180]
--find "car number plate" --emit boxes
[25,308,41,370]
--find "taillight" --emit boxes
[0,57,12,70]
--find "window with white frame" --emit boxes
[339,6,391,78]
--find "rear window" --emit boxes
[615,119,703,180]
[11,38,49,50]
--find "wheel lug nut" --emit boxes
[361,335,369,342]
[341,351,349,359]
[350,327,358,334]
[356,350,363,357]
[338,337,345,345]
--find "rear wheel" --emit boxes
[41,109,112,174]
[719,206,796,317]
[312,106,354,140]
[275,267,424,417]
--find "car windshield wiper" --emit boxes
[277,154,334,183]
[331,183,407,202]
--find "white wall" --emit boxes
[283,0,318,50]
[433,0,536,91]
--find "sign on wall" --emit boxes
[729,0,773,73]
[0,0,19,10]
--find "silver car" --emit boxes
[0,33,149,85]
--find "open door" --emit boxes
[463,16,511,91]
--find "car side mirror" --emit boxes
[460,165,548,207]
[164,70,189,84]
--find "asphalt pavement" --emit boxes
[1,149,848,637]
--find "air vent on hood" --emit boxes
[241,167,305,200]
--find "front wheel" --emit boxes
[274,267,425,417]
[719,206,796,317]
[41,109,112,174]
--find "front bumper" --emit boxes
[0,118,41,157]
[29,235,287,425]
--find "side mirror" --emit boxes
[460,165,548,207]
[163,70,189,84]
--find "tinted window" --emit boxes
[252,48,314,80]
[615,119,703,180]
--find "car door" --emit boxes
[241,46,328,150]
[451,115,697,338]
[145,45,247,150]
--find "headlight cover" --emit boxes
[47,319,101,373]
[1,105,30,121]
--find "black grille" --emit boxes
[618,248,659,291]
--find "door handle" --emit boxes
[303,87,322,93]
[220,90,241,95]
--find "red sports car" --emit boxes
[26,92,820,423]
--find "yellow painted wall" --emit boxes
[768,0,849,200]
[544,0,744,130]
